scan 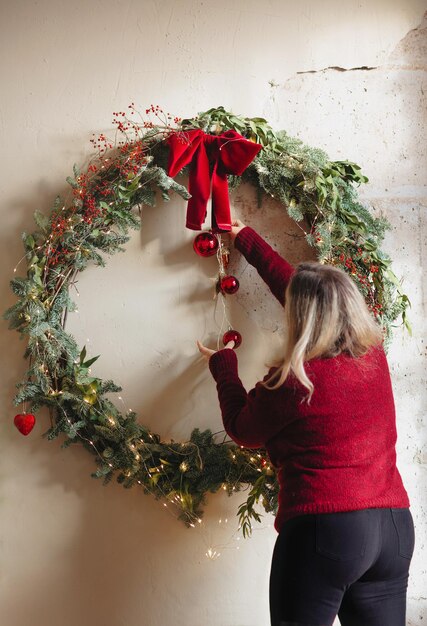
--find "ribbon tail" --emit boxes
[186,142,212,230]
[211,165,232,232]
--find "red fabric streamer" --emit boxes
[167,129,262,232]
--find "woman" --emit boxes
[197,221,414,626]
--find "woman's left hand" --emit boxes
[196,339,235,363]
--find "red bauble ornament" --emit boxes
[222,330,242,349]
[220,275,240,295]
[193,232,219,257]
[14,413,36,436]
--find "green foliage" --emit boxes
[238,475,265,538]
[181,105,278,147]
[4,105,409,536]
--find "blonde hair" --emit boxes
[265,262,383,401]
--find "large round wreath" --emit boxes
[5,105,410,536]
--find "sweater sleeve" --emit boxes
[235,226,295,305]
[208,349,289,449]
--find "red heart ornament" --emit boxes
[14,413,36,436]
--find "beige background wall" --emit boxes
[0,2,426,625]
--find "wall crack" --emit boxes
[296,65,378,75]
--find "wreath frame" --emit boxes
[4,105,410,536]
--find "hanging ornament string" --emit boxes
[214,234,234,351]
[193,231,243,351]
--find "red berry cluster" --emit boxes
[356,248,379,274]
[70,172,104,224]
[339,252,379,277]
[339,253,357,274]
[115,140,148,178]
[145,104,163,115]
[145,104,181,125]
[82,193,102,224]
[46,245,70,267]
[89,133,114,154]
[112,110,141,134]
[370,302,384,317]
[51,215,69,238]
[74,172,90,190]
[354,272,370,288]
[97,178,115,198]
[337,253,383,318]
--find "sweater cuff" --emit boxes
[209,349,238,381]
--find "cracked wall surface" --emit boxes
[0,2,425,626]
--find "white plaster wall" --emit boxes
[0,2,425,625]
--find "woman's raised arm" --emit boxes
[231,223,295,305]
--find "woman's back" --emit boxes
[265,345,409,529]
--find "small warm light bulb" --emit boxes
[206,548,221,560]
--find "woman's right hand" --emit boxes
[229,219,246,244]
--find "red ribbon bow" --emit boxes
[167,129,262,232]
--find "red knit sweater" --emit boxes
[209,227,409,532]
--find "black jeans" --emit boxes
[269,508,414,626]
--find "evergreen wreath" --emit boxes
[4,105,410,537]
